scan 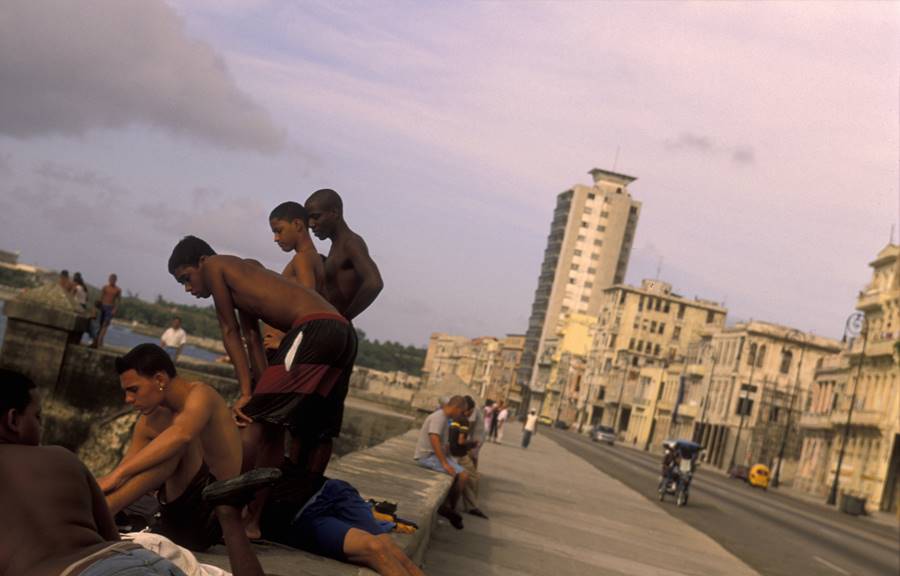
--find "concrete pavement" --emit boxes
[423,424,758,575]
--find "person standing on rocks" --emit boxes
[92,273,121,348]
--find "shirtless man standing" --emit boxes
[168,236,357,537]
[92,273,122,348]
[303,189,382,473]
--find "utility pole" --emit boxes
[827,313,869,506]
[610,352,629,433]
[696,342,720,445]
[729,341,757,473]
[772,331,807,488]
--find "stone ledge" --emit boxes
[196,429,451,575]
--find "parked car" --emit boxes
[591,425,616,445]
[554,420,570,430]
[748,464,770,490]
[538,415,554,426]
[728,464,750,481]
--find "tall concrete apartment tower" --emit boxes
[517,168,642,411]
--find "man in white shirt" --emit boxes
[160,317,188,361]
[522,409,538,449]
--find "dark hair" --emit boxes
[307,188,343,214]
[168,235,216,275]
[269,202,309,226]
[447,395,467,409]
[0,369,36,419]
[464,395,476,410]
[115,344,176,378]
[60,270,69,277]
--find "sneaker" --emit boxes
[468,508,489,519]
[438,506,464,530]
[202,468,282,507]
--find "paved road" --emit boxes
[546,428,899,576]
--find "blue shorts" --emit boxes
[79,544,186,576]
[288,479,390,561]
[415,453,464,475]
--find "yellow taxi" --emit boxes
[748,464,770,489]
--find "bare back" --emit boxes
[282,249,326,296]
[0,446,113,576]
[206,256,336,332]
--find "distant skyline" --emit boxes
[0,0,897,346]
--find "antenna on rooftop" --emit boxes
[613,146,621,171]
[655,256,663,280]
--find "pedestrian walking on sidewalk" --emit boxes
[496,404,509,444]
[522,409,538,449]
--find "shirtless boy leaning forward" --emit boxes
[167,236,357,480]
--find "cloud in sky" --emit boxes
[0,1,897,346]
[0,0,284,152]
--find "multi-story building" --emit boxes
[518,168,642,414]
[796,243,900,513]
[581,279,727,433]
[693,321,842,477]
[422,332,526,408]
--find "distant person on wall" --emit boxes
[303,188,383,483]
[160,317,188,361]
[58,269,75,294]
[92,273,121,348]
[72,271,89,309]
[468,396,487,468]
[495,402,509,444]
[522,409,538,449]
[485,400,497,443]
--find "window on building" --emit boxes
[630,206,638,214]
[672,326,681,340]
[736,397,754,416]
[650,321,657,332]
[639,296,645,311]
[655,299,662,312]
[769,406,780,422]
[574,249,583,256]
[664,301,671,313]
[598,387,605,400]
[590,252,599,260]
[658,322,666,335]
[588,192,596,200]
[583,207,593,215]
[608,335,617,348]
[600,211,609,218]
[577,234,586,241]
[756,345,766,368]
[780,350,793,374]
[569,278,576,284]
[585,281,593,289]
[678,304,686,319]
[587,267,597,274]
[561,305,570,313]
[706,310,716,324]
[596,225,606,232]
[594,239,603,247]
[571,264,579,271]
[581,295,590,303]
[654,344,661,356]
[581,221,588,228]
[637,341,644,352]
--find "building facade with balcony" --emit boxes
[694,321,842,477]
[582,278,727,434]
[796,243,900,513]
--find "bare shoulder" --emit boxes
[187,381,226,407]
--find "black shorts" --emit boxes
[243,314,357,441]
[152,463,220,551]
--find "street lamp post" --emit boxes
[696,342,720,445]
[610,353,629,433]
[729,341,757,473]
[771,330,807,488]
[827,312,869,506]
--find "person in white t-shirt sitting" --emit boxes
[159,317,188,361]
